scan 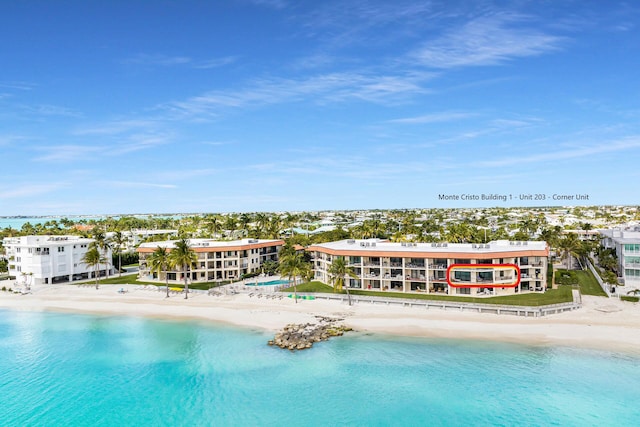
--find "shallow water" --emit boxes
[0,309,638,426]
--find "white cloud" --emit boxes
[480,136,640,167]
[0,183,66,199]
[32,145,105,162]
[124,54,192,66]
[161,71,432,119]
[103,181,177,189]
[412,13,564,69]
[389,111,476,124]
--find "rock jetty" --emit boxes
[268,316,352,351]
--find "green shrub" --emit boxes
[621,296,639,303]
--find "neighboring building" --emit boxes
[562,229,600,241]
[600,228,640,288]
[106,229,179,253]
[308,239,549,297]
[2,235,113,285]
[137,238,284,283]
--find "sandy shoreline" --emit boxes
[1,284,639,354]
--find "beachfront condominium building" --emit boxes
[600,228,640,290]
[308,239,549,297]
[137,238,284,283]
[2,235,113,285]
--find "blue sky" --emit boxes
[1,0,639,215]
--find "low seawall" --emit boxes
[303,293,582,317]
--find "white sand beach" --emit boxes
[1,284,639,353]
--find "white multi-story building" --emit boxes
[308,239,549,297]
[600,228,640,289]
[2,235,113,285]
[137,238,284,283]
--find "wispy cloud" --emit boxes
[124,54,238,69]
[73,119,158,136]
[0,81,35,90]
[32,145,105,162]
[412,13,564,69]
[111,133,172,155]
[155,169,217,181]
[388,111,476,124]
[0,183,66,199]
[161,71,432,119]
[480,136,640,167]
[124,54,191,66]
[102,181,177,189]
[193,56,238,69]
[249,0,288,9]
[0,135,28,146]
[300,1,438,47]
[20,104,82,117]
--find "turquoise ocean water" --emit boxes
[1,309,639,426]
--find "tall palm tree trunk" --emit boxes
[345,275,352,306]
[293,276,298,304]
[165,269,170,298]
[95,266,99,289]
[184,264,189,299]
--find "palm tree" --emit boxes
[559,233,580,270]
[278,252,307,304]
[111,230,126,277]
[168,238,197,299]
[82,246,105,289]
[92,229,112,279]
[328,256,358,306]
[148,246,171,298]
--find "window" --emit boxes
[16,248,21,253]
[16,257,21,262]
[58,247,65,252]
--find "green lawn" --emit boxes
[74,274,229,291]
[555,269,607,297]
[282,281,574,306]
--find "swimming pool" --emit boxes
[247,279,290,286]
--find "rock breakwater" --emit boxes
[268,316,352,350]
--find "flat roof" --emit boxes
[138,238,283,252]
[599,229,640,243]
[3,235,93,246]
[308,239,548,257]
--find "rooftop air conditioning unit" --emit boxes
[347,239,355,244]
[523,242,528,246]
[413,243,417,247]
[431,243,437,247]
[442,243,448,247]
[372,242,376,247]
